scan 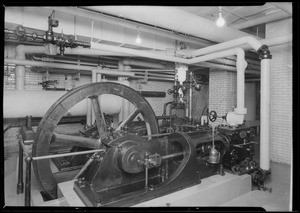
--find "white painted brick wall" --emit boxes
[129,81,174,116]
[209,70,237,124]
[266,19,292,165]
[268,45,292,164]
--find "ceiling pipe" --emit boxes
[190,36,262,57]
[83,6,255,43]
[43,6,213,47]
[229,11,291,30]
[242,33,292,50]
[91,42,188,64]
[269,2,293,15]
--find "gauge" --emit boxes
[239,130,247,139]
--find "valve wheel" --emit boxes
[209,110,217,122]
[32,82,159,199]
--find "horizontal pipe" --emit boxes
[91,42,188,64]
[200,62,260,75]
[3,89,123,118]
[211,58,260,71]
[122,58,166,69]
[191,36,262,57]
[4,58,134,77]
[241,33,292,50]
[64,47,131,56]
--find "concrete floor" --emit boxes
[3,154,292,210]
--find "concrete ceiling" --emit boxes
[178,3,291,28]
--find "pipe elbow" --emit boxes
[244,36,262,51]
[257,45,272,60]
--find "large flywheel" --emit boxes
[32,82,159,199]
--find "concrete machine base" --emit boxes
[38,172,252,207]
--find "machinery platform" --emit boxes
[50,172,251,207]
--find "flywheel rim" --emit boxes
[32,82,159,199]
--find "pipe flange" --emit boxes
[257,45,272,60]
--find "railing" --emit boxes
[16,139,105,206]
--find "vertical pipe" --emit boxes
[25,157,32,206]
[260,59,270,171]
[234,50,248,115]
[17,141,24,194]
[15,45,26,90]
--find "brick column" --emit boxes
[209,69,237,124]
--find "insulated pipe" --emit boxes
[199,62,261,75]
[3,90,125,119]
[4,58,134,77]
[230,11,290,30]
[242,33,292,50]
[260,56,271,171]
[190,36,262,57]
[88,6,254,43]
[64,47,131,56]
[212,58,260,71]
[90,42,188,64]
[122,58,166,69]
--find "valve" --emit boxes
[14,25,27,41]
[208,110,226,122]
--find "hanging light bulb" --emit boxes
[216,7,225,27]
[136,26,142,44]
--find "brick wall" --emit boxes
[129,81,174,116]
[209,70,237,124]
[268,44,292,164]
[266,19,292,165]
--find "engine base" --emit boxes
[56,172,252,207]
